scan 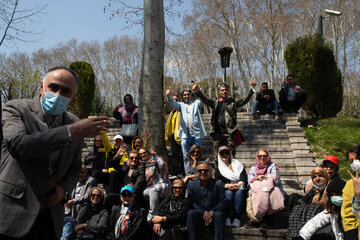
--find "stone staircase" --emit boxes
[81,112,317,240]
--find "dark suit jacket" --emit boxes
[0,95,83,238]
[186,178,225,214]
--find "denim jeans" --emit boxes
[224,189,247,219]
[251,100,279,116]
[61,216,76,240]
[181,135,203,175]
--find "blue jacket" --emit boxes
[186,178,225,214]
[168,96,206,139]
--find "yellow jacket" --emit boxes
[165,110,181,145]
[100,131,128,173]
[341,179,360,239]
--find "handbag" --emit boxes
[230,129,245,146]
[120,123,138,137]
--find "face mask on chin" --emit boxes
[351,159,360,172]
[41,91,70,115]
[313,183,326,190]
[330,196,343,207]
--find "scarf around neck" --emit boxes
[218,154,244,182]
[255,153,272,176]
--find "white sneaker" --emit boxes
[232,218,241,227]
[225,218,232,227]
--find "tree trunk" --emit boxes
[139,0,167,159]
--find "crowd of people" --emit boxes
[0,66,358,240]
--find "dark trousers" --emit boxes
[280,96,306,112]
[168,135,184,177]
[187,209,224,240]
[0,208,57,240]
[92,170,120,193]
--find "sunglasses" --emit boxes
[197,169,209,173]
[95,140,102,142]
[91,194,101,198]
[134,141,143,144]
[191,150,201,154]
[129,157,139,160]
[220,151,230,156]
[172,186,184,190]
[139,152,148,156]
[122,193,133,198]
[258,155,268,158]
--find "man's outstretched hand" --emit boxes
[69,116,110,138]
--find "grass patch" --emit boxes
[303,116,360,180]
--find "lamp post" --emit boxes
[318,9,342,35]
[218,47,233,82]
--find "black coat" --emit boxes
[76,204,109,240]
[107,204,149,240]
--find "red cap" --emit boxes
[323,155,339,165]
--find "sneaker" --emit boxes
[232,218,240,227]
[225,218,232,227]
[275,115,279,120]
[147,213,153,222]
[249,116,255,120]
[259,221,269,230]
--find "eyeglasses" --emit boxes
[191,150,201,154]
[95,140,102,142]
[91,194,101,198]
[129,157,139,160]
[197,169,209,173]
[220,151,230,156]
[172,186,184,190]
[258,155,268,158]
[122,193,133,198]
[134,141,143,144]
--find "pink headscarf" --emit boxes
[255,149,272,176]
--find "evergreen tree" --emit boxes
[284,34,343,118]
[69,61,96,119]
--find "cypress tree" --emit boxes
[284,34,343,118]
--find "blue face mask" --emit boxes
[331,196,343,207]
[42,92,70,115]
[314,184,326,190]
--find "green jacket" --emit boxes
[197,90,254,136]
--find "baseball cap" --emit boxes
[323,155,339,165]
[113,135,123,141]
[120,185,134,194]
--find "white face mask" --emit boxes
[351,160,360,172]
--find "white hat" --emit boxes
[113,135,123,141]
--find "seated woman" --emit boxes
[183,144,202,184]
[247,149,285,228]
[84,135,106,173]
[300,177,346,240]
[138,148,171,219]
[215,146,247,227]
[108,186,148,240]
[287,167,330,239]
[303,155,340,194]
[75,187,109,240]
[151,178,192,240]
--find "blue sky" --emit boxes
[1,0,191,55]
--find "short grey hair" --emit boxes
[217,82,230,91]
[42,66,80,88]
[195,161,214,175]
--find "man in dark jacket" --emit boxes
[279,75,307,112]
[187,162,226,240]
[193,81,256,158]
[250,82,279,120]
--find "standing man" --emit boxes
[187,161,226,240]
[166,87,206,175]
[193,81,256,158]
[0,66,109,239]
[279,75,307,113]
[250,82,279,120]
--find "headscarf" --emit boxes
[255,149,272,176]
[217,146,244,182]
[188,144,202,167]
[124,94,138,117]
[82,187,105,223]
[310,167,330,204]
[131,136,144,151]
